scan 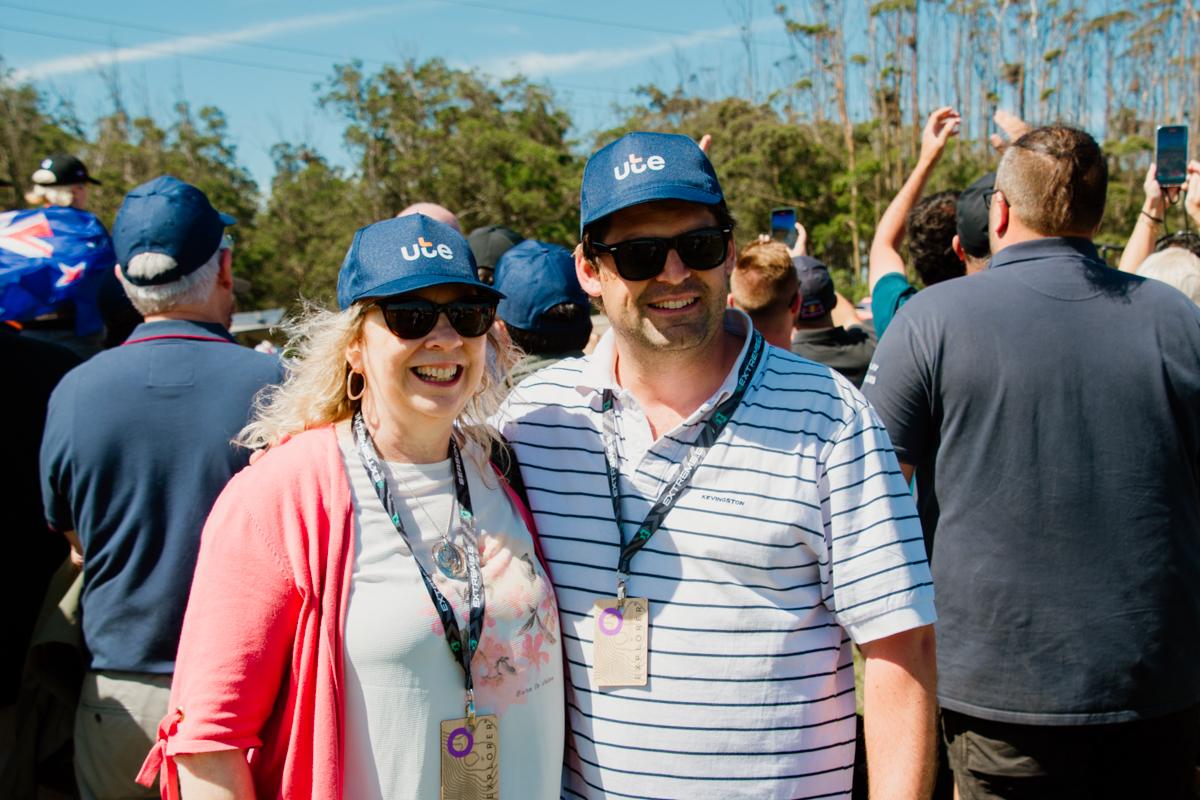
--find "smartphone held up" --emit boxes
[1156,125,1189,188]
[771,207,797,248]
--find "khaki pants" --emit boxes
[75,671,171,800]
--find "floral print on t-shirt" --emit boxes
[424,526,559,715]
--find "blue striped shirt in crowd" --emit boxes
[496,309,936,800]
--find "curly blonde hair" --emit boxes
[237,299,520,466]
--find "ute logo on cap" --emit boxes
[613,153,666,181]
[400,236,454,262]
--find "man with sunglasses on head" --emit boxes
[497,132,937,799]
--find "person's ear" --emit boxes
[345,319,366,375]
[993,193,1011,239]
[216,249,234,290]
[575,244,603,298]
[952,234,967,264]
[789,291,801,316]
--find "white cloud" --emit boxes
[481,19,773,78]
[13,7,394,81]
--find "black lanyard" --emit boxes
[599,331,765,601]
[351,412,486,722]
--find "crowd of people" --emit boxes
[3,104,1200,800]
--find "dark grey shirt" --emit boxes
[864,237,1200,724]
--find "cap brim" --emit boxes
[354,273,505,305]
[219,212,237,226]
[581,183,724,234]
[86,177,102,185]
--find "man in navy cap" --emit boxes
[493,239,591,383]
[790,255,877,388]
[39,176,281,799]
[497,132,936,799]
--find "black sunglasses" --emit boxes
[983,188,1002,210]
[376,296,497,339]
[591,226,733,281]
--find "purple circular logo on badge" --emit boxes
[598,607,624,636]
[447,726,474,758]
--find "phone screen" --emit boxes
[771,207,797,246]
[1156,126,1189,186]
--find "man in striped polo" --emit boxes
[497,132,937,799]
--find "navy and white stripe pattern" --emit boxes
[497,310,935,800]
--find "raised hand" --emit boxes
[989,109,1031,153]
[920,107,960,166]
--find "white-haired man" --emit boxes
[39,176,281,799]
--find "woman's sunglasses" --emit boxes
[590,225,732,281]
[376,296,497,339]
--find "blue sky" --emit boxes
[0,0,797,187]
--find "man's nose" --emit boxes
[656,247,690,284]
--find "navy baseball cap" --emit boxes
[494,240,588,331]
[580,132,724,235]
[793,255,836,319]
[956,172,995,258]
[337,214,503,310]
[113,176,236,287]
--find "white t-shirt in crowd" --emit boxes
[337,422,564,800]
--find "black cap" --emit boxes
[467,225,524,282]
[32,154,101,187]
[793,255,836,319]
[956,172,995,258]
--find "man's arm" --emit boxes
[860,625,938,799]
[1118,163,1170,273]
[831,292,863,329]
[868,107,960,294]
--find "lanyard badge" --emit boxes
[592,332,764,688]
[351,414,500,796]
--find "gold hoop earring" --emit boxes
[347,370,366,401]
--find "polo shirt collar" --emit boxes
[988,236,1100,270]
[576,308,757,410]
[123,319,236,345]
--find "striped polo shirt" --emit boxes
[496,310,935,800]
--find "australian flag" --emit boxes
[0,206,116,336]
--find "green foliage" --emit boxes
[0,46,1180,309]
[318,58,580,244]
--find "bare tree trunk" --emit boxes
[828,0,862,272]
[909,0,921,161]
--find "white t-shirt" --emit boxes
[337,423,564,800]
[496,310,935,800]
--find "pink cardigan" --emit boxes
[137,425,544,800]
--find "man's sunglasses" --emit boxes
[376,296,497,339]
[590,226,733,281]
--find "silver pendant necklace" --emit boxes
[392,461,470,580]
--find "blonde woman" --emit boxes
[137,215,563,800]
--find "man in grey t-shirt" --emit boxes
[865,125,1200,798]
